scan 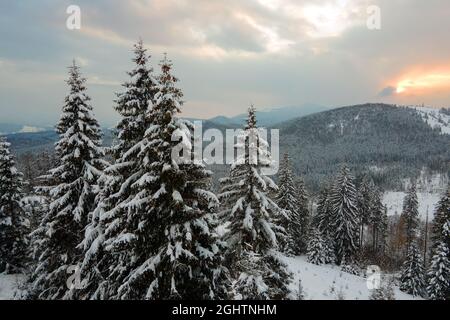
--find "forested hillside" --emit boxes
[277,104,450,191]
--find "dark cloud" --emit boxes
[378,86,396,97]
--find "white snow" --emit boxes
[281,255,420,300]
[0,274,25,300]
[411,106,450,135]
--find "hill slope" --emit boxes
[277,103,450,191]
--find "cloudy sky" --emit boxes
[1,0,450,126]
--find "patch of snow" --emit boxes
[280,255,419,300]
[411,106,450,135]
[0,274,25,300]
[383,191,441,220]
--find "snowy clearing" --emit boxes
[383,191,441,220]
[411,106,450,135]
[281,255,419,300]
[0,274,24,300]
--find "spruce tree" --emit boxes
[431,184,450,253]
[78,40,158,299]
[295,177,310,254]
[426,221,450,300]
[28,62,105,299]
[307,227,326,265]
[219,106,292,300]
[314,182,335,264]
[399,241,425,297]
[108,55,228,300]
[369,187,388,252]
[401,182,419,252]
[0,137,28,273]
[329,166,360,265]
[356,175,372,248]
[276,153,308,254]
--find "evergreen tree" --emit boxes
[314,182,333,237]
[275,152,296,254]
[307,227,326,265]
[357,175,372,248]
[0,137,28,273]
[78,40,158,299]
[369,187,388,252]
[313,182,336,264]
[295,177,310,254]
[399,241,425,297]
[219,106,292,300]
[28,62,105,299]
[329,166,360,265]
[276,153,308,254]
[426,221,450,300]
[107,55,228,300]
[431,184,450,253]
[401,182,419,252]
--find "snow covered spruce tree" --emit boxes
[307,227,326,265]
[0,137,28,273]
[219,106,292,300]
[401,182,420,252]
[356,175,372,248]
[431,184,450,255]
[295,177,310,254]
[77,40,158,299]
[28,62,105,299]
[369,187,388,252]
[426,220,450,300]
[328,166,360,265]
[399,240,425,297]
[276,152,308,254]
[313,182,335,263]
[105,55,228,300]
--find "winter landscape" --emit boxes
[1,1,449,303]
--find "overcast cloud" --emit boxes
[1,0,449,126]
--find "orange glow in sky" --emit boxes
[395,69,450,94]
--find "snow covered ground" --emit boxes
[0,274,24,300]
[281,255,419,300]
[411,106,450,135]
[383,191,441,220]
[1,259,418,300]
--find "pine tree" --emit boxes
[401,182,419,252]
[369,187,388,252]
[28,62,105,299]
[314,182,333,237]
[307,227,326,265]
[0,137,28,273]
[357,175,372,248]
[276,153,308,254]
[431,184,450,253]
[105,55,228,300]
[295,177,310,254]
[329,166,360,265]
[399,241,425,297]
[219,106,292,300]
[77,40,158,299]
[426,221,450,300]
[275,153,296,254]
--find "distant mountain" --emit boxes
[276,103,450,191]
[208,104,329,127]
[5,104,449,194]
[0,123,50,135]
